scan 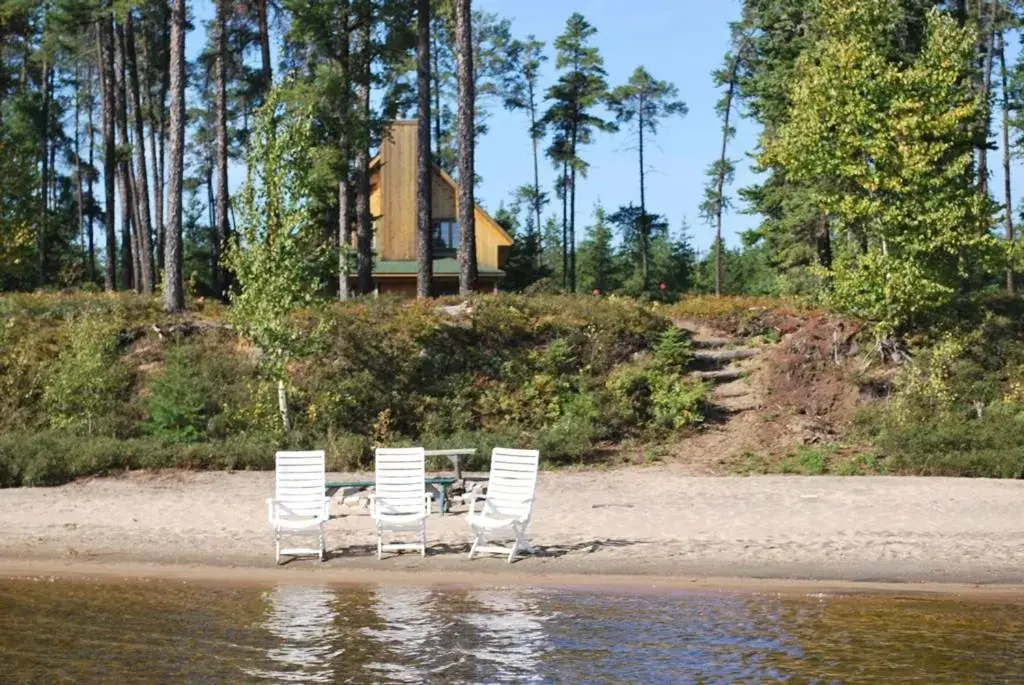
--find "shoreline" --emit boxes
[4,557,1024,602]
[3,468,1024,596]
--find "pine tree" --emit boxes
[577,205,618,294]
[608,66,686,291]
[502,36,548,244]
[541,13,614,292]
[699,42,745,296]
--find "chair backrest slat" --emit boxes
[483,448,539,521]
[375,447,426,516]
[275,450,326,517]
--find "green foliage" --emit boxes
[0,293,699,481]
[652,327,693,373]
[42,316,128,435]
[0,431,276,488]
[225,85,325,385]
[856,311,1024,477]
[605,328,704,435]
[577,206,619,294]
[762,2,1002,332]
[779,446,828,475]
[148,347,209,443]
[146,342,254,444]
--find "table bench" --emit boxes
[326,476,459,514]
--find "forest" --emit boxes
[3,0,1024,482]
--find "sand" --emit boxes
[2,466,1024,592]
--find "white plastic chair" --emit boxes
[371,447,432,559]
[467,448,540,563]
[266,450,330,564]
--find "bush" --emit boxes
[148,346,211,443]
[0,431,276,487]
[42,316,129,435]
[0,291,712,483]
[859,403,1024,477]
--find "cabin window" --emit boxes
[432,220,459,254]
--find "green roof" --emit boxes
[373,258,504,276]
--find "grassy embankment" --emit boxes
[0,292,704,486]
[3,291,1024,485]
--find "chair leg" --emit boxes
[319,524,325,562]
[377,524,383,560]
[468,526,482,559]
[515,524,535,555]
[420,521,427,557]
[275,528,281,565]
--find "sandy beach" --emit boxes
[2,466,1024,591]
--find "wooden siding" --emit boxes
[369,120,512,266]
[377,122,418,260]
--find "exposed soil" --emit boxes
[663,311,880,474]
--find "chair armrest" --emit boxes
[467,496,534,519]
[466,494,485,516]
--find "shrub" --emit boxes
[42,316,129,435]
[148,346,212,443]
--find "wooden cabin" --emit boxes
[356,120,513,296]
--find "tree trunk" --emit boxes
[256,0,272,88]
[528,81,542,246]
[114,23,135,290]
[137,29,161,276]
[337,1,352,301]
[354,6,373,296]
[86,63,97,282]
[39,50,49,285]
[157,23,170,273]
[455,0,477,295]
[99,19,118,291]
[978,1,995,196]
[998,29,1015,294]
[569,127,578,293]
[416,0,434,298]
[277,378,291,433]
[637,99,651,292]
[816,212,832,270]
[129,165,143,292]
[431,24,443,163]
[561,162,568,289]
[126,14,154,294]
[164,0,186,312]
[75,65,85,277]
[215,0,231,297]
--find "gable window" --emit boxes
[432,219,460,254]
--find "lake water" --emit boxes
[1,577,1023,683]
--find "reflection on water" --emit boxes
[462,588,549,682]
[244,586,340,683]
[1,577,1023,683]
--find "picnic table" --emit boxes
[325,448,477,515]
[424,448,476,481]
[326,476,458,514]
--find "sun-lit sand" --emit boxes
[2,466,1024,589]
